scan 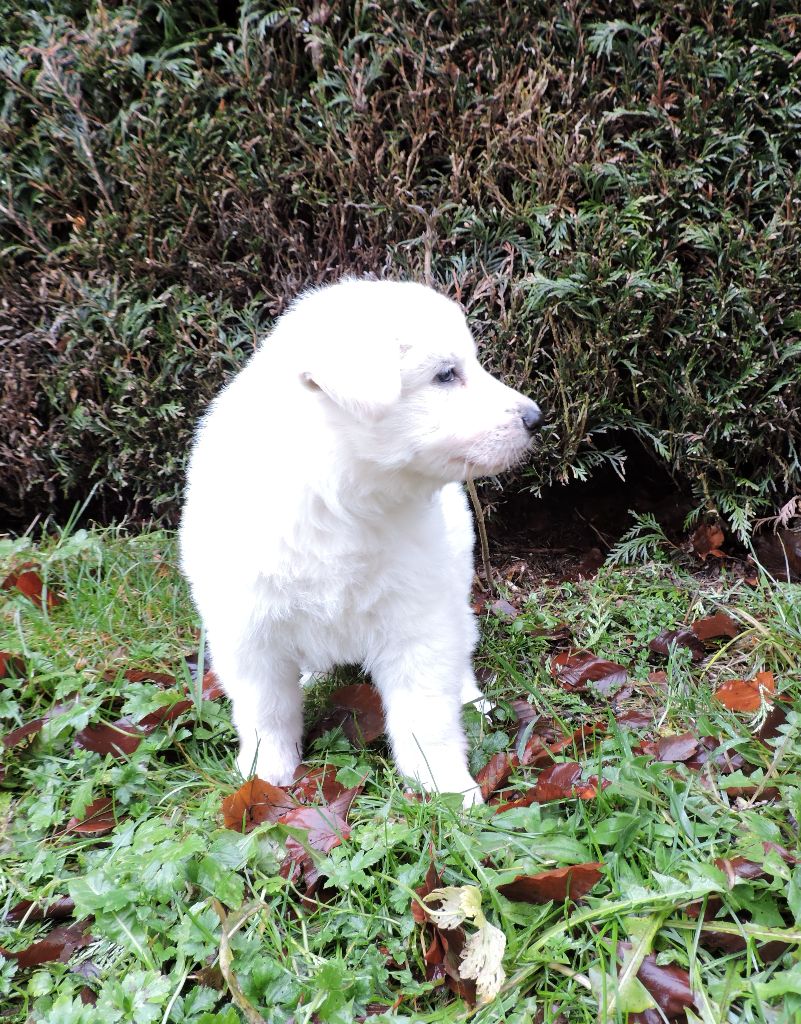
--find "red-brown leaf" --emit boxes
[74,719,143,756]
[535,761,582,801]
[291,765,347,804]
[550,650,627,692]
[615,708,654,729]
[477,751,517,800]
[279,803,351,891]
[222,777,297,832]
[714,856,765,884]
[634,954,695,1019]
[691,523,725,561]
[311,683,385,745]
[646,732,700,763]
[3,696,79,750]
[5,897,75,924]
[0,652,25,679]
[1,921,93,969]
[648,627,706,662]
[715,671,776,712]
[1,564,63,610]
[498,862,603,904]
[691,612,740,641]
[65,797,118,836]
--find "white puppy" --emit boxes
[180,279,542,805]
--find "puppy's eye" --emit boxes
[435,367,457,384]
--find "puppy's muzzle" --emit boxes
[520,400,545,434]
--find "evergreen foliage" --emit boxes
[1,1,800,527]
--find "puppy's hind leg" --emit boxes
[209,632,303,787]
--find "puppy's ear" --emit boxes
[301,339,401,419]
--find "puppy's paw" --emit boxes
[236,742,299,787]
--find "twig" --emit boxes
[466,476,496,596]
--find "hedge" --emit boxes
[1,0,800,534]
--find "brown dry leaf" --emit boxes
[643,732,700,763]
[498,862,603,904]
[477,752,517,801]
[1,563,63,610]
[627,951,696,1021]
[0,652,25,679]
[714,670,775,712]
[0,920,93,969]
[691,523,725,560]
[534,762,582,801]
[222,778,297,832]
[291,764,347,804]
[65,797,118,836]
[5,896,75,924]
[310,683,385,746]
[690,611,740,641]
[412,851,444,924]
[3,695,79,750]
[550,650,627,693]
[74,718,144,757]
[648,627,706,662]
[489,598,518,620]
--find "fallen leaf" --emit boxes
[489,598,518,620]
[1,563,63,609]
[648,627,706,662]
[535,762,582,801]
[615,708,654,729]
[690,612,740,641]
[291,764,347,804]
[279,802,351,891]
[5,896,75,923]
[574,775,609,799]
[477,752,517,800]
[629,952,695,1021]
[714,671,775,712]
[310,683,385,745]
[714,856,765,884]
[644,732,700,763]
[691,523,725,560]
[498,862,603,904]
[0,921,93,969]
[222,778,297,832]
[65,797,118,836]
[0,652,25,679]
[3,696,79,750]
[74,718,143,757]
[550,650,627,693]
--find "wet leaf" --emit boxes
[615,708,654,729]
[3,696,79,750]
[715,671,775,712]
[65,797,118,836]
[632,954,695,1020]
[489,598,518,620]
[644,732,700,763]
[0,652,25,679]
[5,896,75,924]
[477,752,517,800]
[291,764,347,804]
[534,761,582,801]
[714,856,765,884]
[498,862,603,904]
[648,628,706,662]
[222,778,297,832]
[0,921,93,969]
[754,529,801,581]
[1,563,63,609]
[74,718,143,756]
[310,683,385,745]
[279,803,351,891]
[690,611,740,641]
[550,650,627,693]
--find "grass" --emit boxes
[1,528,800,1022]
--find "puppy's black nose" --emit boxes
[520,402,544,433]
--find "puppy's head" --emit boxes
[283,279,543,482]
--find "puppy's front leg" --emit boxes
[211,642,303,786]
[372,646,483,807]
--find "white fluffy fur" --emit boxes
[179,279,541,805]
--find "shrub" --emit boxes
[1,0,800,531]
